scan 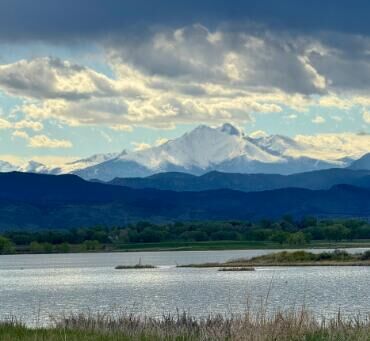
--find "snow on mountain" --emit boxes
[20,161,50,174]
[2,123,358,180]
[249,134,305,156]
[58,152,120,173]
[0,160,17,172]
[75,123,343,181]
[121,124,281,170]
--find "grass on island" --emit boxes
[218,267,255,272]
[115,258,156,270]
[180,250,370,268]
[115,264,156,270]
[1,310,370,341]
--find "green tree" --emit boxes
[56,242,71,253]
[287,232,308,245]
[42,242,54,253]
[323,224,350,241]
[82,240,101,251]
[0,236,14,254]
[30,241,43,253]
[270,231,290,245]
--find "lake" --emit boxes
[0,248,369,326]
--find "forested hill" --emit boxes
[108,169,370,192]
[0,172,370,229]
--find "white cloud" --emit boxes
[155,138,169,146]
[1,25,370,132]
[249,130,269,138]
[12,130,29,140]
[0,117,43,131]
[131,141,151,151]
[110,124,133,132]
[312,115,326,124]
[28,135,72,148]
[0,118,12,129]
[12,130,72,148]
[363,110,370,124]
[14,120,43,131]
[294,133,370,159]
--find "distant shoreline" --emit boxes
[4,240,370,255]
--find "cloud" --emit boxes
[12,130,29,140]
[312,115,326,124]
[155,138,169,146]
[131,138,168,151]
[2,25,370,131]
[363,110,370,124]
[0,57,120,100]
[249,130,269,139]
[14,120,43,131]
[12,130,72,148]
[131,142,151,151]
[0,118,12,129]
[0,1,369,44]
[110,25,327,95]
[110,124,133,132]
[294,133,370,159]
[0,118,43,131]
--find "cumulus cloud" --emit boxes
[1,25,370,132]
[294,133,370,159]
[0,57,120,100]
[131,142,152,151]
[0,118,12,129]
[12,130,72,148]
[0,117,43,131]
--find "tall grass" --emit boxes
[1,308,370,340]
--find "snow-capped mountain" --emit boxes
[1,123,364,181]
[0,160,17,172]
[74,123,345,181]
[54,152,120,174]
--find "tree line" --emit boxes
[1,216,370,254]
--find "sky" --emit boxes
[1,0,370,165]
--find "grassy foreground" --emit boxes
[1,310,370,341]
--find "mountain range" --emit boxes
[3,123,370,181]
[1,172,370,229]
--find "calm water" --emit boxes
[0,248,369,326]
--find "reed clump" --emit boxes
[1,309,370,340]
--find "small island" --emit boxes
[218,267,255,271]
[179,250,370,268]
[115,264,156,269]
[115,258,156,269]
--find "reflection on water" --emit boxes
[0,249,369,326]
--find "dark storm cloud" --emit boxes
[0,0,370,42]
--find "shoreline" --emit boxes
[5,240,370,255]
